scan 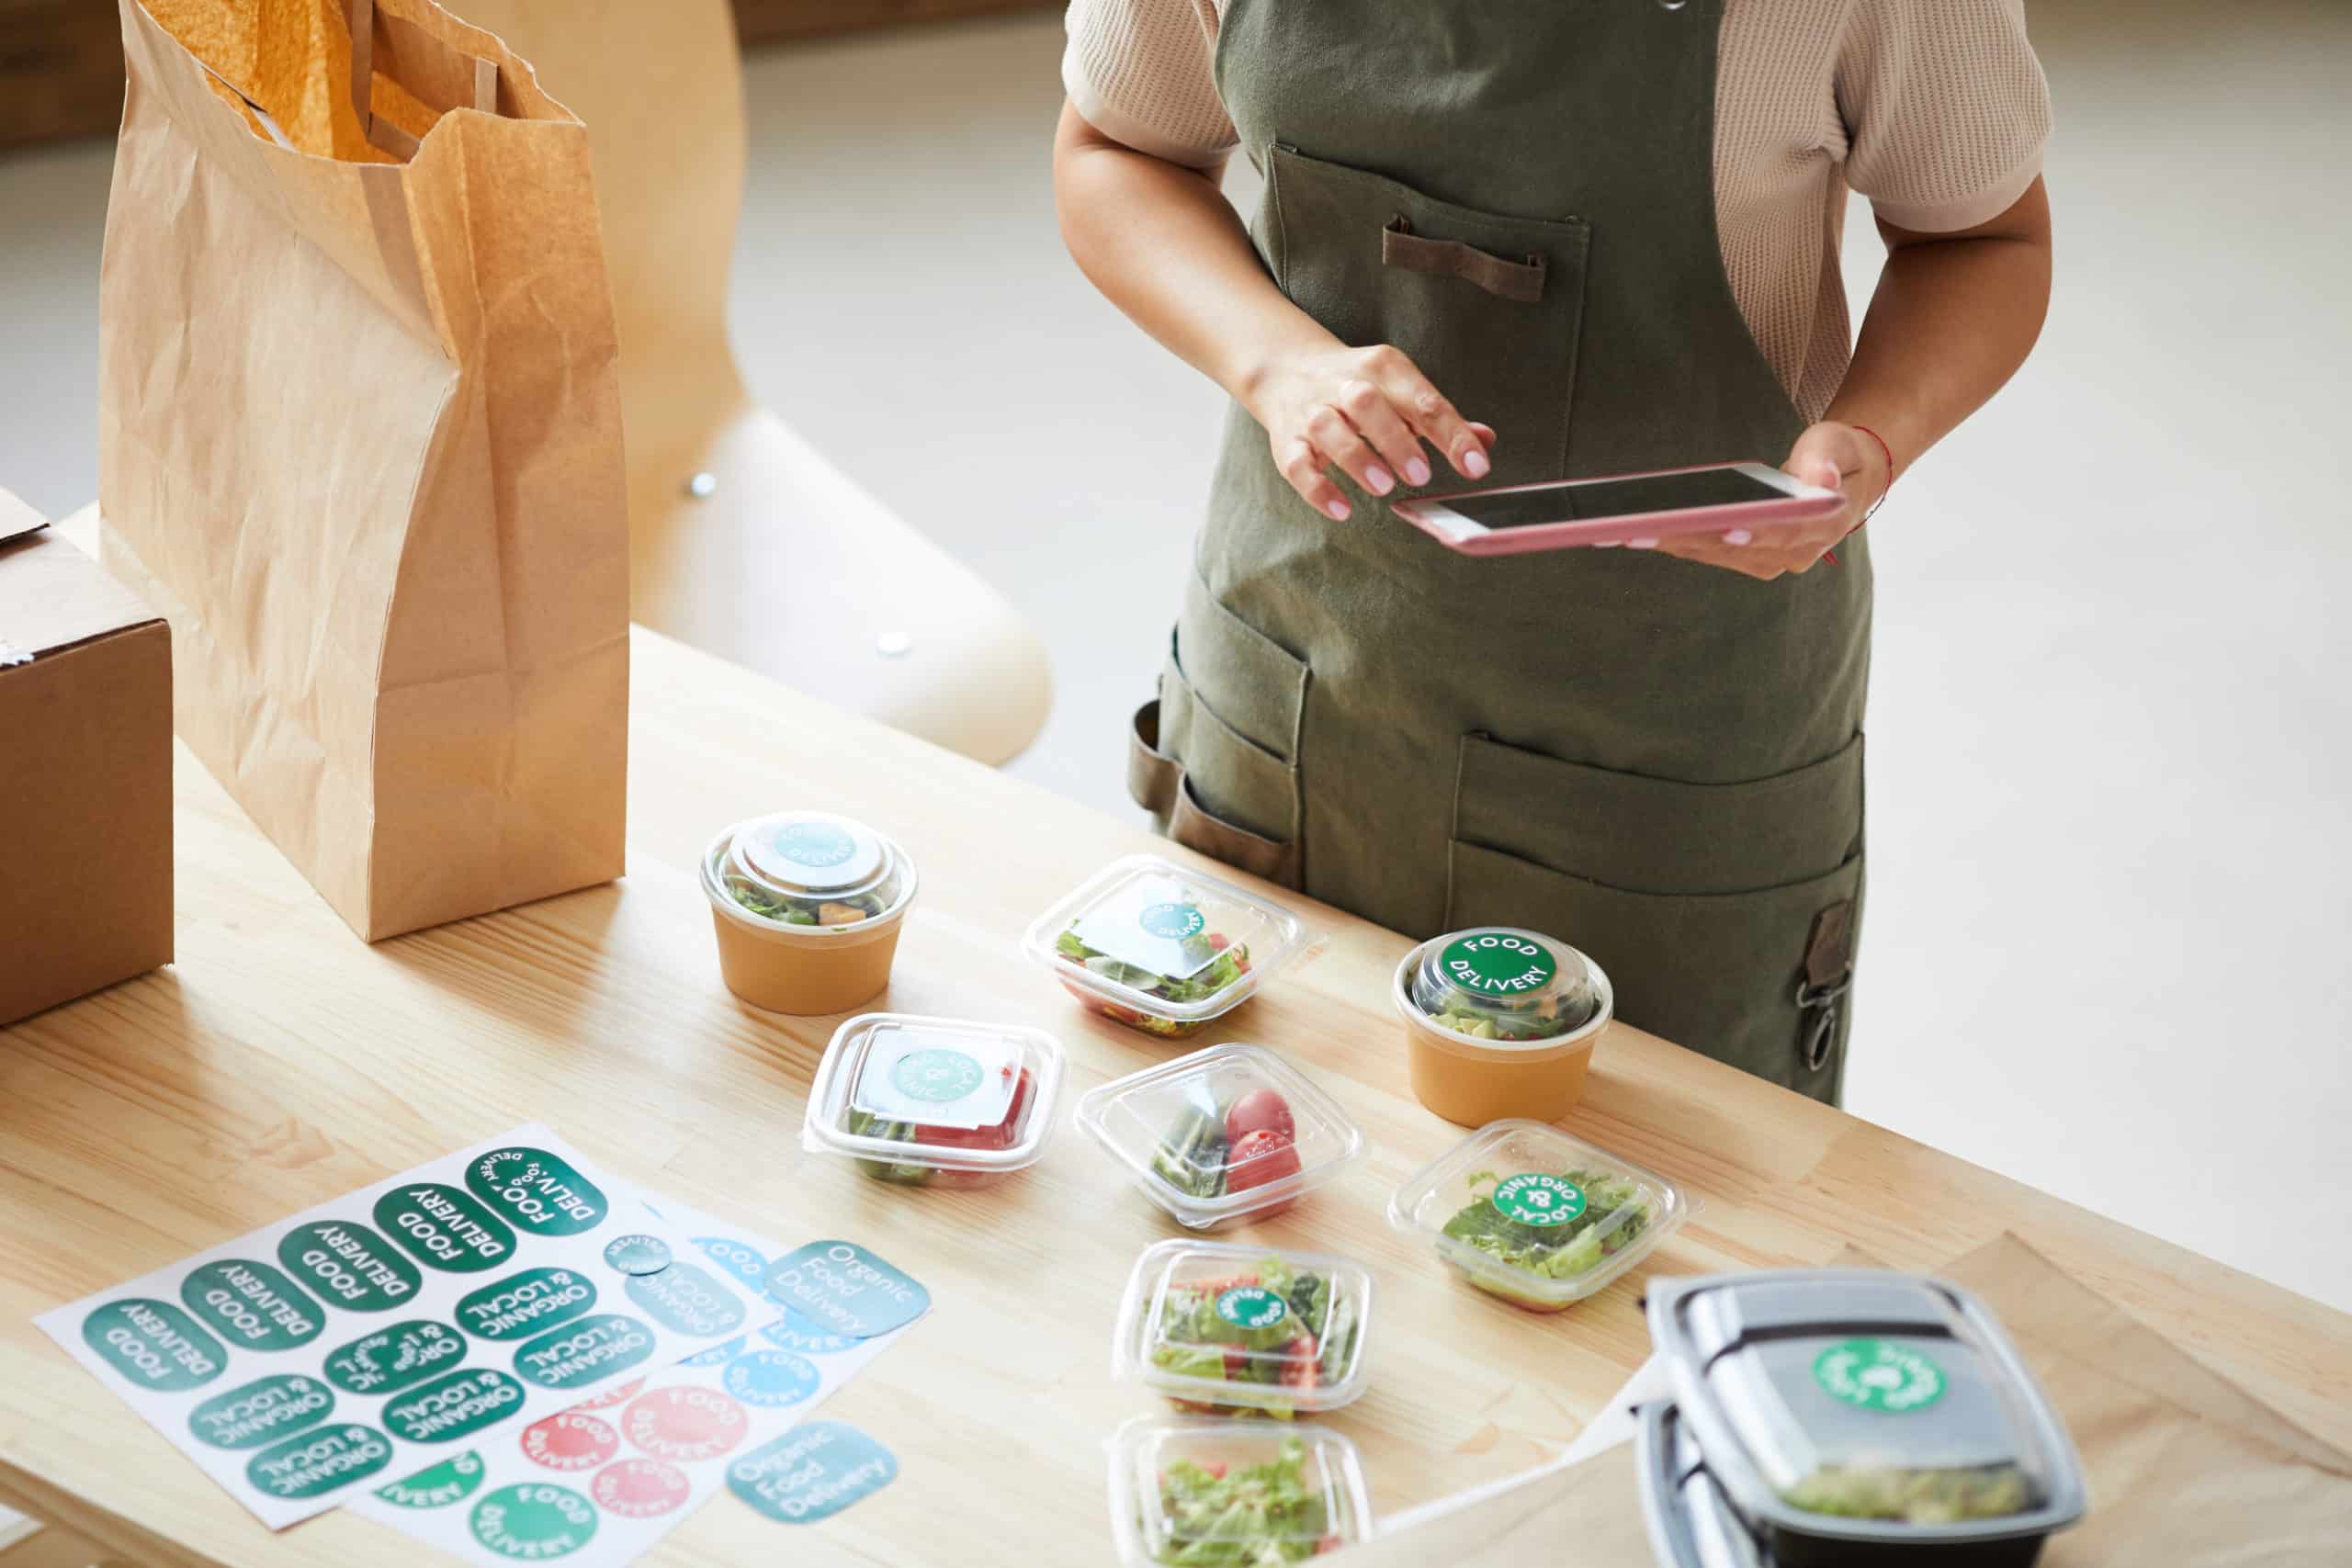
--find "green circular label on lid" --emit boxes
[890,1048,985,1103]
[1139,901,1206,940]
[1813,1338,1948,1413]
[1442,932,1558,997]
[772,820,857,870]
[1213,1286,1288,1331]
[1490,1173,1587,1227]
[470,1482,598,1560]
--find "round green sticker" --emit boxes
[772,820,856,871]
[890,1048,984,1103]
[1441,932,1557,997]
[1214,1286,1288,1331]
[1813,1338,1947,1413]
[1490,1173,1588,1227]
[470,1483,597,1560]
[603,1235,673,1276]
[1139,901,1206,940]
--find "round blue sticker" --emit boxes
[724,1349,820,1408]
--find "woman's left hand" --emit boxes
[1646,423,1891,581]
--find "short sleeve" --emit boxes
[1062,0,1238,167]
[1837,0,2052,232]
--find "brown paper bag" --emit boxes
[97,0,628,941]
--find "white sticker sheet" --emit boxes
[35,1127,759,1529]
[345,1195,922,1565]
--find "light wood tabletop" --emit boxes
[4,619,2349,1567]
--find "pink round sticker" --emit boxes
[622,1385,749,1463]
[572,1377,645,1412]
[593,1458,691,1518]
[519,1412,620,1472]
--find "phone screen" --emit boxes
[1445,468,1788,530]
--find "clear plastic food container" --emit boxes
[703,811,918,1014]
[1386,1119,1687,1312]
[1107,1416,1372,1566]
[1023,855,1311,1039]
[1646,1270,2088,1566]
[802,1013,1065,1190]
[1394,929,1612,1127]
[1076,1043,1363,1230]
[1113,1239,1374,1419]
[1636,1400,1771,1568]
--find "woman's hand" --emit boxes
[1241,342,1496,521]
[1647,423,1891,580]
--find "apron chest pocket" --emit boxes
[1443,732,1866,1097]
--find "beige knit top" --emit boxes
[1064,0,2052,423]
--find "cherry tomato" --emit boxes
[1224,1129,1303,1213]
[1223,1088,1295,1148]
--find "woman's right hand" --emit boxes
[1240,341,1495,521]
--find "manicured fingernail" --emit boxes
[1326,499,1351,521]
[1462,447,1491,479]
[1365,466,1395,496]
[1628,537,1659,550]
[1404,457,1431,487]
[1592,539,1623,548]
[1724,529,1753,546]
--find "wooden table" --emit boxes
[4,625,2349,1567]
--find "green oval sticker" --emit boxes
[455,1268,598,1342]
[470,1483,598,1560]
[322,1320,469,1395]
[277,1220,423,1312]
[373,1184,518,1274]
[727,1421,898,1524]
[81,1298,228,1393]
[383,1368,528,1444]
[1214,1286,1288,1331]
[376,1451,487,1509]
[179,1259,325,1352]
[1812,1338,1948,1413]
[625,1261,746,1338]
[1490,1173,1588,1227]
[512,1314,657,1392]
[187,1373,334,1450]
[246,1423,395,1501]
[1440,931,1558,997]
[464,1146,608,1237]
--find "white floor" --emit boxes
[4,0,2346,1314]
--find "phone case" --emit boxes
[1389,462,1842,557]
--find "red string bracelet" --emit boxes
[1823,423,1896,568]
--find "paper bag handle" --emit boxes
[348,0,500,160]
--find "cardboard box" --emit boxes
[0,489,174,1025]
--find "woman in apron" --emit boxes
[1053,0,2053,1100]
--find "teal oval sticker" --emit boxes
[625,1261,746,1338]
[322,1320,469,1395]
[455,1268,598,1342]
[761,1309,859,1357]
[246,1423,395,1501]
[727,1421,898,1523]
[187,1373,335,1450]
[512,1314,657,1392]
[693,1235,768,1290]
[81,1298,228,1393]
[373,1183,518,1274]
[464,1147,608,1237]
[179,1259,325,1352]
[383,1368,527,1444]
[277,1220,423,1312]
[376,1450,487,1509]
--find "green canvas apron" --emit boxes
[1126,0,1871,1100]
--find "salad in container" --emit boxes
[1023,855,1310,1040]
[1394,927,1611,1126]
[1386,1119,1687,1313]
[1114,1239,1372,1419]
[1645,1270,2088,1565]
[1108,1416,1371,1566]
[703,810,917,1014]
[802,1013,1064,1190]
[1076,1043,1363,1230]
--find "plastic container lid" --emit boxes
[1408,927,1604,1044]
[1386,1119,1689,1309]
[1076,1043,1363,1230]
[1646,1270,2088,1551]
[708,811,916,931]
[1113,1239,1374,1416]
[1637,1401,1771,1568]
[1023,855,1312,1027]
[802,1013,1064,1179]
[1107,1416,1373,1567]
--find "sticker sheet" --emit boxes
[35,1128,758,1529]
[345,1197,924,1564]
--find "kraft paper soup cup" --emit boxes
[702,811,918,1015]
[1393,928,1612,1127]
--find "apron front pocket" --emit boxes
[1265,145,1590,484]
[1444,732,1866,1099]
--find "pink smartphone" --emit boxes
[1390,461,1840,556]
